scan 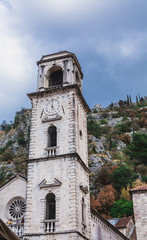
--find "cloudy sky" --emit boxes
[0,0,147,123]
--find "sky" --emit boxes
[0,0,147,123]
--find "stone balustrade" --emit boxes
[8,223,24,237]
[46,146,57,157]
[44,219,56,232]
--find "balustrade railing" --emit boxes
[44,220,56,232]
[8,223,24,237]
[46,146,57,157]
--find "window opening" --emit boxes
[48,126,57,147]
[46,193,56,219]
[82,197,85,223]
[49,70,63,87]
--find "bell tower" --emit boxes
[23,51,91,240]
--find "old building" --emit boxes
[0,51,128,240]
[131,185,147,240]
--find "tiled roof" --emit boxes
[115,216,132,228]
[131,184,147,192]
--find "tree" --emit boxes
[110,200,133,218]
[120,186,131,201]
[91,185,116,218]
[125,133,147,165]
[110,166,134,191]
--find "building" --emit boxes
[0,51,128,240]
[131,185,147,240]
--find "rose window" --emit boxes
[9,199,25,219]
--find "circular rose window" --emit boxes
[8,199,25,219]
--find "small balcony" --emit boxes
[43,219,56,233]
[8,223,24,237]
[46,146,57,157]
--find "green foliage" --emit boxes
[110,166,135,191]
[13,115,20,128]
[5,125,11,132]
[110,200,133,218]
[125,133,147,165]
[87,120,101,138]
[17,131,26,146]
[100,111,109,119]
[142,175,147,183]
[112,113,120,118]
[92,109,98,113]
[100,119,108,125]
[0,140,14,154]
[0,149,14,162]
[114,121,131,135]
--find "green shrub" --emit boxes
[100,119,108,125]
[125,133,147,165]
[110,200,133,218]
[142,175,147,183]
[100,111,109,119]
[112,113,120,118]
[92,109,98,113]
[0,149,14,162]
[17,131,26,146]
[87,120,101,138]
[5,125,11,132]
[114,121,131,135]
[13,115,20,128]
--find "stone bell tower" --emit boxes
[23,51,91,240]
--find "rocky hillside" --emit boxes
[0,109,31,185]
[0,97,147,218]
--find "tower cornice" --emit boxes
[27,152,90,174]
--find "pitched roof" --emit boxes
[0,174,27,189]
[131,184,147,193]
[115,216,132,228]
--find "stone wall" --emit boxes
[132,190,147,240]
[91,211,127,240]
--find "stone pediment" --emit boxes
[39,178,62,188]
[80,184,89,194]
[41,111,62,122]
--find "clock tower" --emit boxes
[23,51,91,240]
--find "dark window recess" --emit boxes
[48,126,57,147]
[80,130,82,138]
[49,70,63,87]
[46,193,56,219]
[82,197,85,223]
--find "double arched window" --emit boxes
[46,193,56,220]
[48,126,57,147]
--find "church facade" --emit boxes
[0,51,127,240]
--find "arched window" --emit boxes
[49,68,63,87]
[48,126,57,147]
[46,193,56,220]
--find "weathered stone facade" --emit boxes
[131,185,147,240]
[0,51,128,240]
